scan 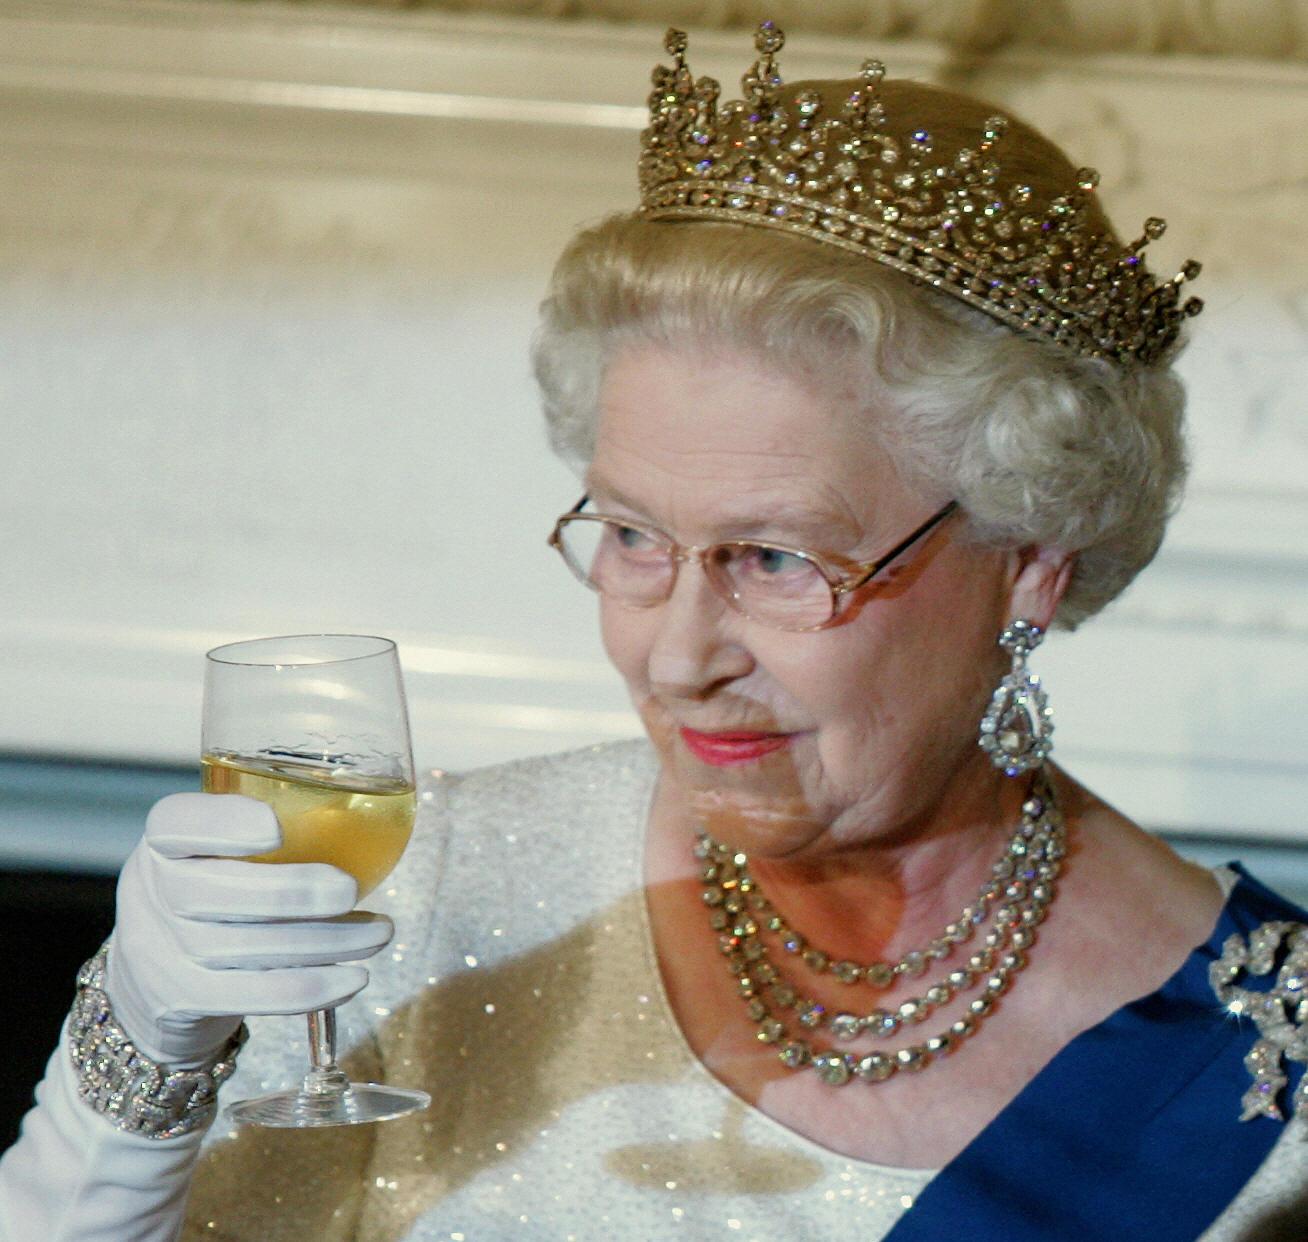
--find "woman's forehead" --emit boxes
[588,343,919,537]
[584,462,890,547]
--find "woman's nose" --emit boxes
[646,558,753,698]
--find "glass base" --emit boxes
[226,1082,431,1128]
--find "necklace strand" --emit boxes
[696,773,1064,1085]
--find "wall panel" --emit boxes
[2,0,1305,841]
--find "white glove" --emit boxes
[106,791,393,1067]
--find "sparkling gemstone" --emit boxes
[830,1013,863,1040]
[814,1054,853,1086]
[803,948,830,972]
[898,999,924,1023]
[798,1003,826,1029]
[757,1019,785,1044]
[866,1008,899,1035]
[901,951,927,977]
[779,1040,811,1068]
[855,1052,896,1082]
[865,962,894,988]
[895,1046,931,1072]
[832,960,863,984]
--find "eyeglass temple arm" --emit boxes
[546,494,590,549]
[841,500,960,593]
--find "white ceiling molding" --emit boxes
[88,0,1308,64]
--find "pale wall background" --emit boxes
[2,0,1307,846]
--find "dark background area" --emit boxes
[1,870,116,1150]
[0,755,193,1151]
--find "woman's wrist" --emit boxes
[68,942,246,1140]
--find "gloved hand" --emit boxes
[105,791,393,1067]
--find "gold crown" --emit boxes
[638,23,1204,367]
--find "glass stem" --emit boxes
[302,1007,350,1097]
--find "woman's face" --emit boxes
[586,341,1033,861]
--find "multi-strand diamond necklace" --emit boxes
[696,773,1064,1085]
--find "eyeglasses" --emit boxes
[548,496,959,632]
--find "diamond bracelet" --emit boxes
[67,942,247,1140]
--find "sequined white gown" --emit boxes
[1,740,1304,1241]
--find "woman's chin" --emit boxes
[683,785,830,857]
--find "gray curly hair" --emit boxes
[531,214,1187,630]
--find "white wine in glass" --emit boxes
[202,633,430,1128]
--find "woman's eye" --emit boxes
[748,546,809,576]
[609,524,663,558]
[615,524,650,549]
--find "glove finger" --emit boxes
[146,792,282,859]
[155,856,358,920]
[172,911,394,969]
[172,963,372,1018]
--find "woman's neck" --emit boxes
[652,759,1037,968]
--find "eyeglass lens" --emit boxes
[555,517,836,629]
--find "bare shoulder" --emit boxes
[1038,766,1226,1032]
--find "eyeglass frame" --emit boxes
[547,495,960,632]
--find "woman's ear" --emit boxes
[1007,547,1076,632]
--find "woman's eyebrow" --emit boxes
[585,483,864,545]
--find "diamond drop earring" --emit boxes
[978,619,1053,776]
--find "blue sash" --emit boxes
[886,867,1305,1241]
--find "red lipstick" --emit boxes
[679,727,792,766]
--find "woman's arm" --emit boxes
[0,792,393,1241]
[0,1042,205,1242]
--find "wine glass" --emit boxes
[201,633,431,1127]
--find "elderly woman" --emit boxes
[2,23,1305,1242]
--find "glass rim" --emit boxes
[205,633,398,668]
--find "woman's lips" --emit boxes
[679,727,793,766]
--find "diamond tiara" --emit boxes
[638,22,1204,367]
